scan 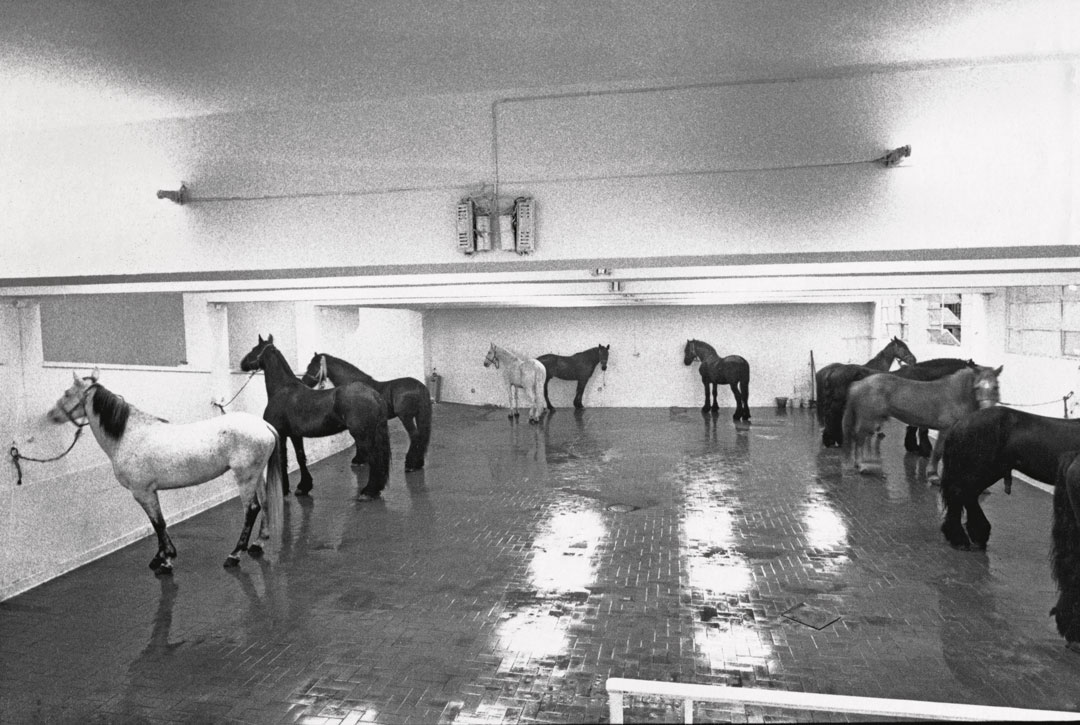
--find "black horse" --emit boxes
[537,344,609,410]
[239,335,391,499]
[816,337,917,447]
[300,352,432,472]
[939,406,1080,549]
[1052,451,1080,652]
[683,339,750,421]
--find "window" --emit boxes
[880,297,908,341]
[926,293,961,345]
[1007,286,1080,358]
[40,293,188,366]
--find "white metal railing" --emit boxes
[605,678,1080,723]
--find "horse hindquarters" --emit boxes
[1052,453,1080,646]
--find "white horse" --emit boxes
[484,343,547,424]
[47,369,284,574]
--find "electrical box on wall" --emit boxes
[514,197,536,255]
[475,213,492,252]
[498,214,515,251]
[456,200,475,254]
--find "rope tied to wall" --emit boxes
[9,426,86,486]
[1000,390,1075,418]
[212,371,259,414]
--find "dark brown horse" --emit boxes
[1052,451,1080,652]
[537,344,609,410]
[683,339,750,421]
[842,365,1001,476]
[300,352,432,472]
[940,406,1080,550]
[815,337,917,446]
[239,335,391,499]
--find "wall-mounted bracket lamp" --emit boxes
[609,281,625,293]
[591,268,613,277]
[156,183,189,205]
[878,145,911,168]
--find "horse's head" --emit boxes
[48,369,99,426]
[300,353,328,389]
[483,343,499,369]
[974,365,1003,409]
[890,337,918,367]
[683,340,697,366]
[239,334,274,372]
[598,344,610,371]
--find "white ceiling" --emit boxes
[4,1,1080,307]
[4,0,1080,130]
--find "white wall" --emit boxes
[427,304,873,409]
[0,297,425,601]
[2,61,1076,280]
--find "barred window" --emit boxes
[880,297,908,341]
[926,293,961,345]
[1006,286,1080,358]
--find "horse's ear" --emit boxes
[258,334,264,343]
[72,370,80,383]
[994,365,1003,375]
[89,367,100,382]
[267,333,274,343]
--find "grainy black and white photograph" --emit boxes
[3,1,1080,722]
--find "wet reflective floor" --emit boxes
[2,404,1079,723]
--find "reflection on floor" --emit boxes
[1,404,1078,723]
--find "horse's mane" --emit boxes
[91,384,131,439]
[688,339,718,357]
[494,344,528,361]
[322,353,375,384]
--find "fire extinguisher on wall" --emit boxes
[428,368,442,403]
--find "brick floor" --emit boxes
[1,404,1078,723]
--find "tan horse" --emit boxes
[842,365,1002,478]
[484,343,547,423]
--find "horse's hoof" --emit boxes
[153,559,174,575]
[357,491,382,501]
[295,488,312,497]
[404,464,423,473]
[223,556,240,568]
[248,544,264,557]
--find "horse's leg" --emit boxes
[927,433,947,484]
[918,427,933,458]
[710,383,720,413]
[400,414,422,472]
[964,494,992,549]
[544,375,555,411]
[129,487,177,574]
[740,379,750,421]
[276,431,291,495]
[225,473,262,568]
[940,473,973,549]
[292,436,314,496]
[904,425,920,452]
[701,379,711,413]
[573,377,587,410]
[358,420,391,500]
[508,385,519,418]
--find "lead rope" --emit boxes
[9,425,87,486]
[212,370,259,414]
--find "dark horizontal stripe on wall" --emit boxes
[3,245,1078,288]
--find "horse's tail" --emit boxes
[532,361,546,418]
[260,426,285,542]
[1051,452,1080,640]
[370,418,392,494]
